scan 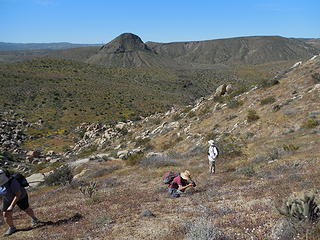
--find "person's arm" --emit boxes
[7,191,21,211]
[178,183,194,191]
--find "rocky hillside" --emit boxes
[2,55,319,239]
[87,33,319,68]
[87,33,179,68]
[147,36,319,66]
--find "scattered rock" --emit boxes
[270,219,296,240]
[26,173,45,188]
[139,209,155,218]
[214,84,227,97]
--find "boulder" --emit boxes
[139,209,155,218]
[26,173,45,188]
[26,150,41,158]
[214,84,227,97]
[226,84,233,94]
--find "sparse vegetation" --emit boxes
[260,96,276,105]
[227,99,242,109]
[126,152,144,166]
[312,72,320,83]
[185,217,229,240]
[301,118,319,129]
[278,190,320,222]
[44,165,73,186]
[79,181,98,199]
[247,109,260,122]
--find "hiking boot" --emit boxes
[31,218,40,227]
[3,226,16,236]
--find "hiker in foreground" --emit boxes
[164,170,196,198]
[208,139,219,174]
[0,169,39,236]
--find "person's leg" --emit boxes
[209,160,212,173]
[3,211,14,228]
[168,188,180,198]
[18,195,39,225]
[212,161,216,173]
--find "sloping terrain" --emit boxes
[1,34,318,68]
[1,55,319,239]
[147,36,319,66]
[86,33,179,68]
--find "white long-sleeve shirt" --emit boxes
[208,145,218,162]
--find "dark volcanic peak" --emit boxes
[99,33,149,53]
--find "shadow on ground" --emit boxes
[15,213,83,233]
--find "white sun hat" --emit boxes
[208,140,214,145]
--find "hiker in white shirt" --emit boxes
[208,140,219,174]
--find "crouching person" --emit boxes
[0,169,39,236]
[167,170,196,198]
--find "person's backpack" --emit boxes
[208,144,220,157]
[163,171,179,184]
[5,170,29,187]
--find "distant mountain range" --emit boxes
[0,42,101,51]
[87,33,320,68]
[1,34,319,68]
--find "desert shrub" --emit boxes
[237,166,256,177]
[213,95,225,103]
[140,154,178,168]
[216,136,243,158]
[78,145,98,158]
[126,152,144,166]
[225,115,237,121]
[283,144,299,152]
[259,79,279,88]
[301,118,319,129]
[312,73,320,83]
[229,85,250,97]
[278,190,320,222]
[199,106,211,116]
[134,137,151,147]
[45,165,73,186]
[260,96,276,105]
[185,217,229,240]
[91,213,112,227]
[172,113,182,121]
[227,99,242,109]
[187,111,197,118]
[247,109,260,122]
[181,106,193,113]
[79,181,98,199]
[149,118,161,125]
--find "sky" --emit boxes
[0,0,319,44]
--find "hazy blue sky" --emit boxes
[1,0,319,43]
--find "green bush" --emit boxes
[79,181,98,199]
[134,137,151,147]
[185,217,228,240]
[227,99,242,109]
[283,144,299,152]
[312,73,320,83]
[172,114,182,121]
[247,109,260,123]
[301,118,319,129]
[260,96,276,105]
[278,190,320,222]
[45,165,73,186]
[126,152,144,166]
[78,145,98,158]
